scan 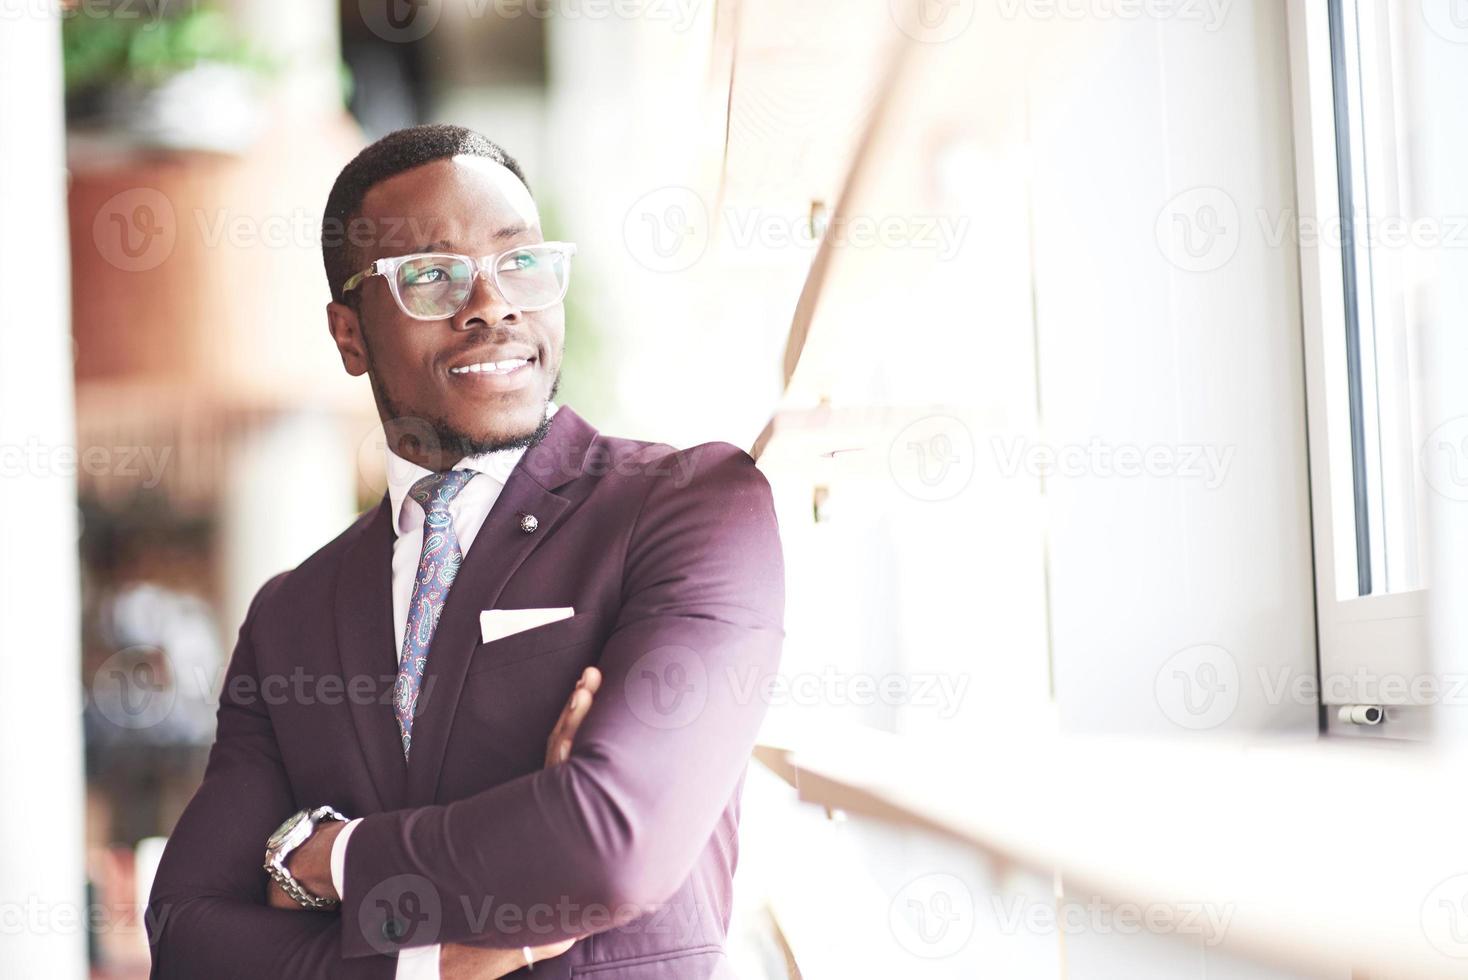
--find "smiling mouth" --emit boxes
[449,357,534,376]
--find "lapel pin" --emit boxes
[518,512,539,534]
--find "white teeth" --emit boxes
[451,358,530,375]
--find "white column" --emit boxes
[0,3,88,977]
[220,411,358,641]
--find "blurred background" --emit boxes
[4,0,1468,977]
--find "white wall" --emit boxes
[1411,0,1468,741]
[1029,2,1319,739]
[544,7,790,448]
[0,5,88,976]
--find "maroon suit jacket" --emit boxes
[147,405,786,979]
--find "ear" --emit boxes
[326,301,370,377]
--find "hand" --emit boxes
[266,818,346,910]
[545,666,601,768]
[440,939,576,980]
[435,669,602,971]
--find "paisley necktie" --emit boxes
[394,469,475,758]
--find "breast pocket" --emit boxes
[465,611,609,675]
[449,611,611,789]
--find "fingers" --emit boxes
[557,667,601,763]
[544,667,602,768]
[529,939,577,962]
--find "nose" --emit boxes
[451,264,520,331]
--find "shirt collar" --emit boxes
[385,402,559,538]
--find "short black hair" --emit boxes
[321,123,531,303]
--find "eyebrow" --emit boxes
[402,225,534,255]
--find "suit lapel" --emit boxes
[334,496,410,812]
[404,406,597,806]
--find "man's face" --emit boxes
[327,156,564,468]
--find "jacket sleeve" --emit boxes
[146,573,398,980]
[338,442,786,957]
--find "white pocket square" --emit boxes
[479,607,575,644]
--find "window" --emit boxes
[1288,0,1430,737]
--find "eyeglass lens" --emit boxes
[394,246,570,318]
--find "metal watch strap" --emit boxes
[264,804,347,910]
[267,863,339,910]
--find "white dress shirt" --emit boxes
[329,402,559,979]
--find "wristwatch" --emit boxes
[263,805,348,910]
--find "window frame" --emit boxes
[1285,0,1429,738]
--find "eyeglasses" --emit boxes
[341,241,577,320]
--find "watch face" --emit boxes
[266,810,308,852]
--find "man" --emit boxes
[147,124,786,979]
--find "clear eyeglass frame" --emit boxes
[341,241,578,320]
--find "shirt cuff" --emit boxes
[396,944,442,980]
[332,818,441,979]
[329,817,362,901]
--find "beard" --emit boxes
[363,327,560,463]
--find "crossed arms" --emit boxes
[146,445,785,978]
